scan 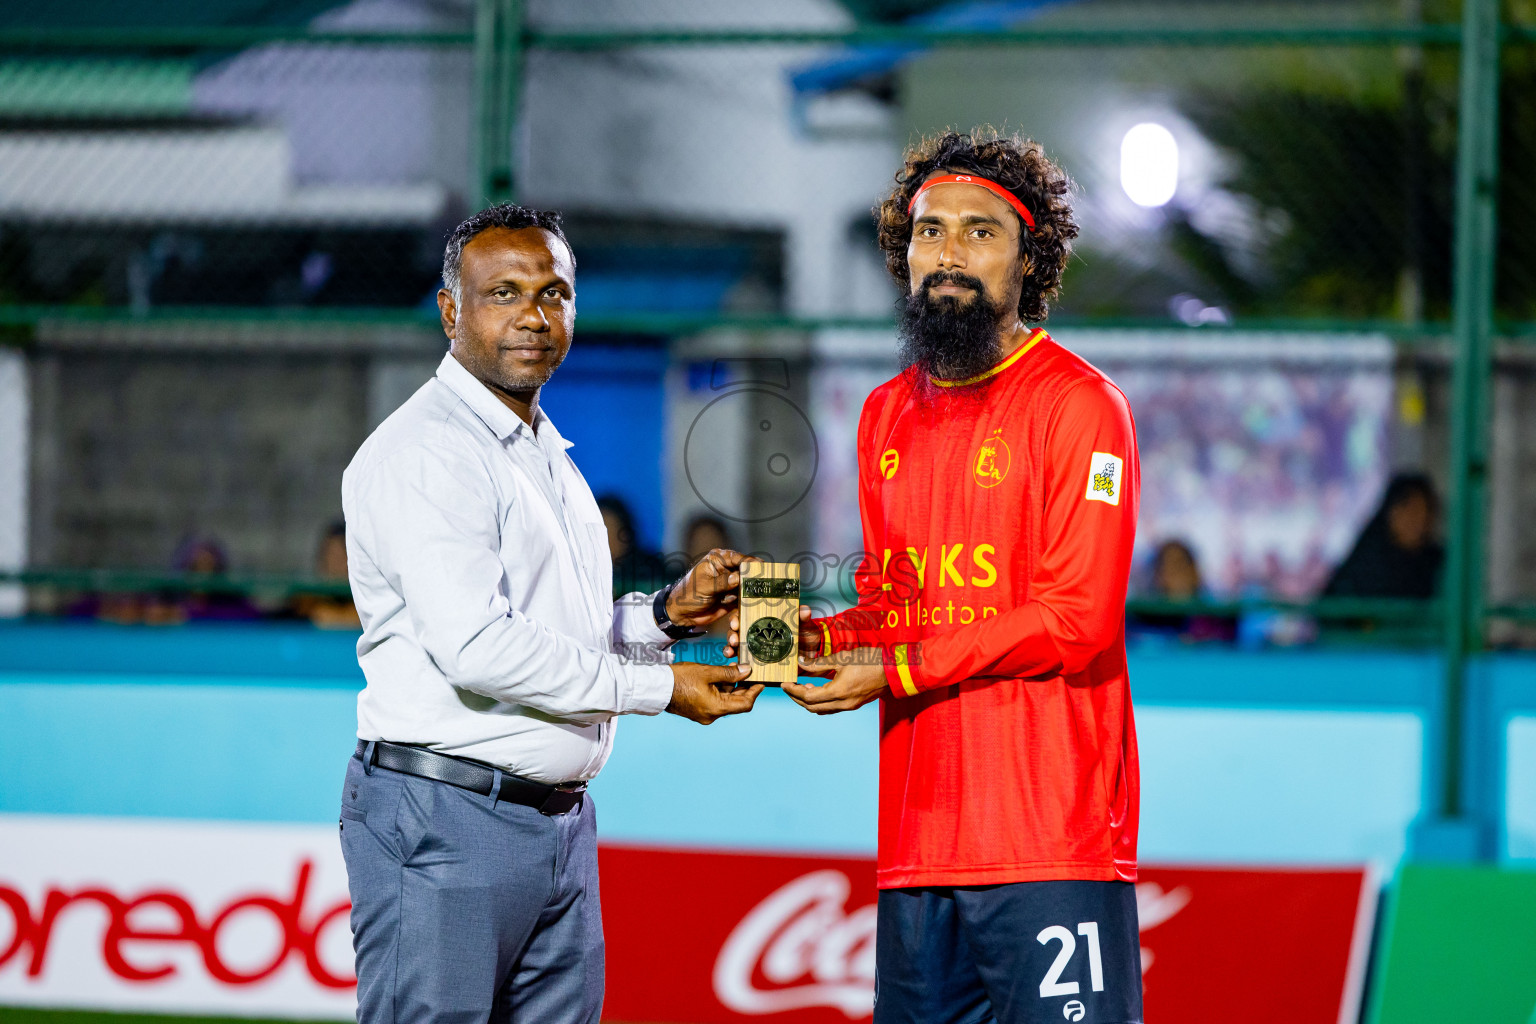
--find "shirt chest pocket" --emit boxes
[504,502,610,624]
[563,479,615,600]
[500,503,565,588]
[581,519,614,604]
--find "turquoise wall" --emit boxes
[1,623,1532,865]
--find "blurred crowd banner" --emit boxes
[811,330,1398,601]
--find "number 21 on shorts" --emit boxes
[1037,921,1104,997]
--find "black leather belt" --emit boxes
[355,740,586,815]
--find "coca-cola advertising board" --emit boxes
[599,846,1377,1024]
[1,815,1373,1023]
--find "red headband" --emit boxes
[907,173,1036,231]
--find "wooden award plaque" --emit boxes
[739,562,800,685]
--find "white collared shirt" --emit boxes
[341,352,676,782]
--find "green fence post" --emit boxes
[1414,0,1500,860]
[498,0,523,204]
[473,0,522,206]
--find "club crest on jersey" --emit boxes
[880,448,900,480]
[1085,451,1123,505]
[972,430,1010,488]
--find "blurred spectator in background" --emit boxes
[176,536,226,576]
[682,513,733,638]
[598,494,667,596]
[1151,540,1202,602]
[683,513,730,567]
[292,521,361,630]
[1323,472,1443,599]
[317,521,349,579]
[164,534,259,623]
[71,534,256,624]
[71,587,158,626]
[1131,539,1236,643]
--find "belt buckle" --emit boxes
[539,782,585,815]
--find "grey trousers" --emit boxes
[338,753,603,1024]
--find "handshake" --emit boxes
[661,548,890,725]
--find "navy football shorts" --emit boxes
[874,879,1143,1024]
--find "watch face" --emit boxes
[746,616,794,664]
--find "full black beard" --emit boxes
[897,271,1009,381]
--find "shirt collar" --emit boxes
[435,351,573,450]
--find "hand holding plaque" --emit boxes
[737,562,800,685]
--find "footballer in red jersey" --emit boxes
[734,130,1143,1024]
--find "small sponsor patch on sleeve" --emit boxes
[1084,452,1123,505]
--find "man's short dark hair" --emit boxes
[442,202,574,300]
[876,128,1078,324]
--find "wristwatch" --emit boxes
[652,581,706,640]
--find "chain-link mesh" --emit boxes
[526,0,860,33]
[1500,33,1536,319]
[0,38,469,311]
[507,29,1499,327]
[0,5,1531,638]
[0,23,1486,321]
[895,39,1460,322]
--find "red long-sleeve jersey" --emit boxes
[812,329,1140,889]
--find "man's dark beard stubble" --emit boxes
[453,323,565,395]
[897,271,1011,382]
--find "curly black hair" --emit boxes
[442,202,573,299]
[876,128,1078,324]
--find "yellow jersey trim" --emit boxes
[892,643,919,697]
[930,328,1046,388]
[818,620,833,658]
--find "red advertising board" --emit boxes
[1133,865,1375,1024]
[600,845,1377,1024]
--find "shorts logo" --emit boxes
[1063,1000,1086,1021]
[1084,452,1123,506]
[972,430,1010,488]
[880,448,900,480]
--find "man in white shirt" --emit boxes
[339,203,762,1024]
